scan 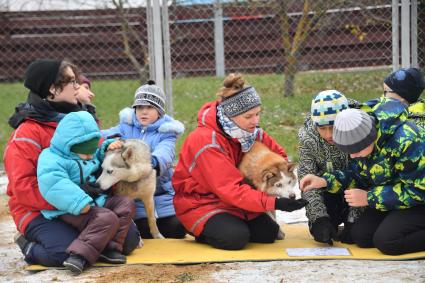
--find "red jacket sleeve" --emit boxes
[189,145,275,212]
[4,125,55,211]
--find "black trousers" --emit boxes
[134,215,186,239]
[324,192,349,228]
[196,213,280,250]
[351,206,425,255]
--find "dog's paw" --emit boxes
[276,229,285,240]
[153,233,165,239]
[137,237,144,248]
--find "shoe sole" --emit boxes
[98,254,126,264]
[63,261,83,275]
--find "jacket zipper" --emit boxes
[140,127,147,140]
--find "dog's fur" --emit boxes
[238,141,297,239]
[97,139,164,239]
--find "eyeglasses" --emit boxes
[67,79,79,89]
[383,90,394,96]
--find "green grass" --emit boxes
[0,68,389,161]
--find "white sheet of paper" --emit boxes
[286,247,351,257]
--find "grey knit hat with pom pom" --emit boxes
[332,109,377,154]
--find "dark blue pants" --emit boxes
[23,215,140,266]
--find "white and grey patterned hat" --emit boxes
[333,109,377,154]
[220,86,261,117]
[132,80,166,116]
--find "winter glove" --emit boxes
[339,222,354,244]
[275,197,308,212]
[80,182,104,199]
[310,217,337,245]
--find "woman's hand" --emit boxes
[344,189,368,207]
[107,140,123,151]
[80,204,91,214]
[299,174,327,192]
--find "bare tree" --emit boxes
[111,0,149,82]
[272,0,349,97]
[246,0,390,97]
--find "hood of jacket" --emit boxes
[364,97,410,146]
[8,92,82,129]
[49,111,101,159]
[196,101,222,132]
[119,107,185,135]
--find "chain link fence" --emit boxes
[0,0,423,84]
[0,6,149,84]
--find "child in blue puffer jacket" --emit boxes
[101,81,186,239]
[37,111,136,275]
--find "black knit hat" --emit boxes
[24,59,62,98]
[384,68,425,104]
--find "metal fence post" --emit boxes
[411,0,418,68]
[392,0,400,71]
[162,1,173,115]
[147,0,155,82]
[401,0,410,68]
[153,0,164,89]
[214,0,225,77]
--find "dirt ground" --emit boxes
[2,172,425,283]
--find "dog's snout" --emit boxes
[289,193,296,200]
[107,169,113,174]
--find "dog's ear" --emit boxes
[287,162,296,173]
[121,146,133,163]
[262,171,274,182]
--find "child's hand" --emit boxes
[107,140,123,151]
[81,204,91,214]
[344,189,368,207]
[300,174,327,192]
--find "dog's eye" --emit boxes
[276,183,282,188]
[106,169,113,174]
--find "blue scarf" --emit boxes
[217,104,258,152]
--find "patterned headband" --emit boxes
[220,86,261,117]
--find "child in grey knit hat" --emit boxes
[101,80,186,240]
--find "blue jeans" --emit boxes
[24,215,140,266]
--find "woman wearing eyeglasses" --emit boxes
[4,59,140,267]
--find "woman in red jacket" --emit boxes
[5,59,140,267]
[172,73,307,250]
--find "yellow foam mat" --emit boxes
[26,224,425,270]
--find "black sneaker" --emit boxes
[63,253,86,275]
[13,232,29,254]
[98,250,126,264]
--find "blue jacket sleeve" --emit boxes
[323,166,359,194]
[101,125,122,139]
[152,132,177,177]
